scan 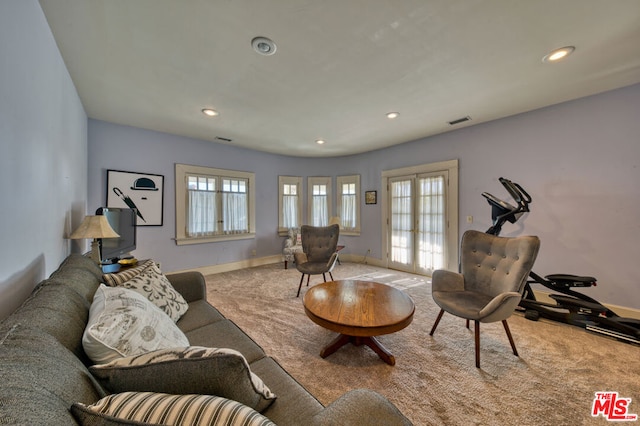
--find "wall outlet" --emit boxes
[467,215,473,223]
[251,249,257,256]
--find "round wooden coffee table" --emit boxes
[303,280,415,366]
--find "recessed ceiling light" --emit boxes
[316,139,325,145]
[202,108,219,117]
[386,112,399,119]
[542,46,575,63]
[251,37,277,56]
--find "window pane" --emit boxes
[186,174,217,237]
[417,175,445,271]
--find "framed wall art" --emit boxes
[106,169,164,226]
[365,190,377,205]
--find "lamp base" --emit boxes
[90,239,102,264]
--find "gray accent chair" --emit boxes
[429,229,540,368]
[294,224,340,297]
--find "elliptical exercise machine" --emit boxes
[482,177,640,344]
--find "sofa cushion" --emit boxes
[184,320,266,364]
[83,285,189,364]
[102,259,155,286]
[90,346,276,412]
[176,300,226,333]
[47,253,103,302]
[0,324,106,425]
[249,356,324,425]
[1,282,90,358]
[71,392,275,426]
[52,253,105,282]
[116,262,189,322]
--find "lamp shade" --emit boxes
[329,216,341,227]
[69,215,120,239]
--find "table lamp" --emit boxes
[69,215,120,264]
[329,216,341,228]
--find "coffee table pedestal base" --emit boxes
[320,334,396,366]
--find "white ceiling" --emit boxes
[39,0,640,157]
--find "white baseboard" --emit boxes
[174,255,283,276]
[340,253,386,267]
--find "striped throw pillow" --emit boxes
[71,392,275,426]
[102,259,155,286]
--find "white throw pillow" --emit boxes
[118,262,189,322]
[83,285,189,364]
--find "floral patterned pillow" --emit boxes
[118,262,188,322]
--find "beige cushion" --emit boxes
[117,262,189,322]
[83,285,189,364]
[71,392,275,426]
[90,346,276,412]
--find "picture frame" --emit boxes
[106,169,164,226]
[365,190,377,205]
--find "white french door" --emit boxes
[388,171,448,275]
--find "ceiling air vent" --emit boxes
[448,116,471,126]
[215,136,233,142]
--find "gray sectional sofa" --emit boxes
[0,254,412,425]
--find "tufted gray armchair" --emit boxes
[294,224,340,297]
[429,229,540,368]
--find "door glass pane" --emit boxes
[390,179,413,265]
[417,175,445,272]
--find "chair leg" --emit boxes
[284,260,288,269]
[322,273,327,282]
[296,274,305,297]
[502,320,519,357]
[306,274,310,287]
[475,320,481,368]
[328,272,334,281]
[429,309,445,336]
[466,319,470,329]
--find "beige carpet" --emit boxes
[203,262,640,425]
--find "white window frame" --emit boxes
[336,174,361,235]
[278,176,303,236]
[175,163,255,245]
[307,176,332,226]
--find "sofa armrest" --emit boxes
[309,389,412,426]
[165,271,206,303]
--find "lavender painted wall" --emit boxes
[339,83,640,309]
[89,84,640,309]
[0,0,88,320]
